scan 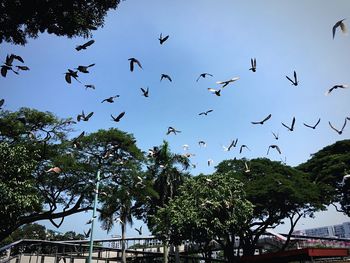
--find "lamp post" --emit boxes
[88,170,101,263]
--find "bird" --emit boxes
[128,57,142,72]
[83,229,91,238]
[223,139,238,151]
[282,117,296,131]
[76,64,95,73]
[1,65,16,77]
[64,69,80,84]
[135,226,143,235]
[182,144,189,151]
[160,74,172,82]
[141,87,149,97]
[166,126,181,135]
[249,58,256,72]
[239,145,250,154]
[272,132,279,140]
[196,73,213,82]
[332,19,347,39]
[0,99,4,109]
[303,118,321,129]
[244,162,251,173]
[216,77,239,88]
[85,84,95,90]
[77,110,94,122]
[72,131,85,148]
[46,167,62,173]
[111,112,125,122]
[208,88,221,96]
[198,140,207,147]
[325,84,348,95]
[75,40,95,51]
[328,120,347,135]
[199,109,213,116]
[86,218,95,225]
[286,71,298,86]
[158,33,169,44]
[267,145,282,155]
[251,114,271,125]
[4,54,24,65]
[207,159,214,166]
[101,95,120,103]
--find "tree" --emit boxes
[0,0,121,45]
[297,139,350,216]
[0,223,47,247]
[215,158,323,256]
[0,108,143,242]
[152,173,253,262]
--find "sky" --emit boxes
[1,0,350,239]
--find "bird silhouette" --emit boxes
[160,74,172,82]
[83,229,91,238]
[159,33,169,44]
[286,71,298,86]
[111,112,125,122]
[328,120,347,135]
[76,64,95,73]
[199,109,213,116]
[128,58,142,72]
[85,84,95,90]
[101,95,120,103]
[166,126,181,135]
[272,132,279,140]
[303,118,321,129]
[216,77,239,88]
[0,99,4,109]
[333,19,347,39]
[77,110,94,122]
[267,145,281,155]
[141,87,149,97]
[224,139,238,151]
[198,140,207,147]
[135,226,143,235]
[208,88,221,96]
[239,145,250,154]
[64,69,80,84]
[249,58,256,72]
[251,114,271,125]
[325,84,348,95]
[207,159,214,166]
[76,40,95,51]
[282,117,296,131]
[72,131,85,148]
[196,73,213,82]
[1,65,16,77]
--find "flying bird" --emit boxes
[199,109,213,116]
[128,57,142,72]
[64,69,80,84]
[76,64,95,73]
[207,159,214,166]
[182,144,189,151]
[83,229,91,238]
[303,118,321,129]
[198,140,207,147]
[158,33,169,44]
[77,110,94,122]
[208,88,221,96]
[141,87,149,97]
[244,162,251,173]
[251,114,271,125]
[72,131,85,148]
[239,145,250,154]
[286,71,298,86]
[196,73,213,82]
[111,112,125,122]
[325,84,348,95]
[135,226,143,235]
[166,126,181,135]
[267,145,282,155]
[75,40,95,51]
[85,84,95,90]
[0,99,4,109]
[216,77,239,88]
[160,74,172,82]
[328,120,347,135]
[282,117,296,131]
[249,58,256,72]
[223,139,238,151]
[332,19,347,39]
[101,95,120,103]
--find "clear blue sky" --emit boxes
[1,0,350,238]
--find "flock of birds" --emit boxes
[1,20,350,172]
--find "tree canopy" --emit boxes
[0,0,121,45]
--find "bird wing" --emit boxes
[135,59,142,69]
[83,40,95,48]
[303,122,313,128]
[275,145,282,154]
[262,114,272,123]
[208,88,218,93]
[291,117,296,130]
[333,23,338,39]
[116,112,125,122]
[328,121,340,133]
[267,146,271,155]
[314,118,321,128]
[129,60,134,72]
[341,118,347,131]
[281,122,291,131]
[293,71,298,84]
[206,109,213,114]
[85,112,94,120]
[0,99,4,108]
[286,75,294,84]
[141,87,146,94]
[65,73,71,84]
[340,21,347,34]
[11,54,24,63]
[1,67,8,77]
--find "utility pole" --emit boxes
[88,170,101,263]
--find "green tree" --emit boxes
[0,223,47,247]
[0,0,121,45]
[297,139,350,216]
[153,173,253,262]
[216,158,323,255]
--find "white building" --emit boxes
[294,222,350,238]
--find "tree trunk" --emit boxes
[121,223,126,263]
[163,240,169,263]
[175,245,180,263]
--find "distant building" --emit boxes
[293,222,350,238]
